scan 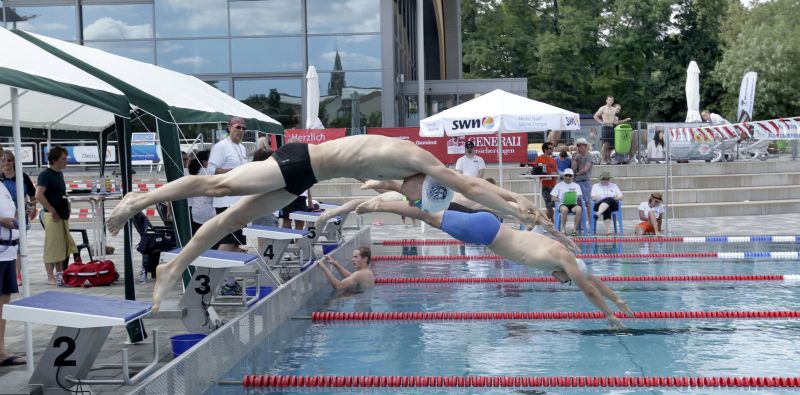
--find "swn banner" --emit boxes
[367,127,526,165]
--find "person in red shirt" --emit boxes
[531,142,558,220]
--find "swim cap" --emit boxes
[575,258,588,276]
[418,175,454,213]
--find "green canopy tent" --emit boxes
[0,26,131,374]
[16,29,284,286]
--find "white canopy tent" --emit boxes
[0,27,130,375]
[420,89,580,186]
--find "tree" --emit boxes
[714,0,800,119]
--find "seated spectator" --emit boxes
[634,193,664,236]
[550,168,583,236]
[590,171,623,236]
[317,247,374,293]
[532,142,558,220]
[555,149,572,174]
[646,129,666,163]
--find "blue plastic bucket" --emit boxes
[245,286,273,302]
[170,333,206,358]
[321,243,339,255]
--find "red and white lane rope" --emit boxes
[310,311,800,322]
[372,252,800,261]
[238,375,800,388]
[375,274,800,284]
[381,236,800,245]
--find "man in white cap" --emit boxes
[106,134,552,312]
[551,168,584,236]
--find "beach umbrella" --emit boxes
[685,61,702,122]
[305,66,324,130]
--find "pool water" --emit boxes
[207,242,800,394]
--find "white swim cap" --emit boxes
[575,258,588,276]
[418,175,454,213]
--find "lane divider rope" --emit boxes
[310,310,800,321]
[372,252,800,261]
[376,274,800,284]
[380,235,800,245]
[238,375,800,388]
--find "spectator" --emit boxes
[594,95,617,165]
[571,138,594,231]
[208,117,249,296]
[187,150,214,236]
[590,171,623,236]
[556,149,572,173]
[279,138,314,230]
[208,116,249,252]
[35,146,76,286]
[532,142,558,220]
[0,175,24,366]
[1,151,36,286]
[317,247,374,292]
[635,192,665,236]
[455,140,486,178]
[250,148,283,252]
[550,168,583,236]
[701,110,730,125]
[647,129,666,163]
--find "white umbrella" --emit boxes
[685,61,702,122]
[420,89,580,186]
[305,66,324,130]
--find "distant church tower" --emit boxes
[327,49,345,96]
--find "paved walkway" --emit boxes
[2,207,799,393]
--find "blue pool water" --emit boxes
[207,242,800,394]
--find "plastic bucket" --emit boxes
[321,243,339,255]
[245,286,273,302]
[614,124,633,154]
[170,333,206,358]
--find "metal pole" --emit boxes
[664,127,671,236]
[416,0,425,120]
[10,87,34,375]
[497,132,504,187]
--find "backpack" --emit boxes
[63,260,119,287]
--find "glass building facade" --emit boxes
[2,1,490,129]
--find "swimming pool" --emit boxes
[205,241,800,394]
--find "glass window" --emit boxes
[83,4,153,40]
[229,0,301,36]
[204,79,230,95]
[11,6,77,41]
[316,71,381,127]
[307,34,381,71]
[85,41,155,64]
[306,0,380,34]
[231,37,303,73]
[156,39,229,74]
[155,0,227,38]
[234,79,301,129]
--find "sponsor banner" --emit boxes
[737,72,758,122]
[443,116,500,135]
[284,128,347,144]
[43,145,118,165]
[131,132,159,164]
[652,122,714,160]
[752,117,800,140]
[367,127,527,164]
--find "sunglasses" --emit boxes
[231,125,246,130]
[564,174,573,177]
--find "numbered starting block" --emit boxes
[163,248,259,333]
[289,210,344,252]
[2,292,158,393]
[243,225,312,283]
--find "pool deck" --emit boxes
[2,213,800,394]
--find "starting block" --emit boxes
[289,210,344,251]
[2,292,158,393]
[243,225,311,283]
[163,248,259,333]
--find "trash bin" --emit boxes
[170,333,206,358]
[614,124,633,154]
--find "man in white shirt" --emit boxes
[455,140,486,178]
[701,110,730,125]
[550,168,584,236]
[635,192,665,236]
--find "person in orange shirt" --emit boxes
[531,142,558,220]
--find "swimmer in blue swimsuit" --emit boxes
[352,197,633,329]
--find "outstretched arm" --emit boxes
[356,197,443,228]
[322,255,351,277]
[315,199,367,228]
[360,179,403,194]
[318,259,361,290]
[586,274,634,316]
[566,263,625,329]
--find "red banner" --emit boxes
[367,127,527,165]
[284,128,347,144]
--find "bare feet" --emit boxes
[355,197,384,215]
[361,180,392,191]
[314,211,335,229]
[106,192,142,236]
[151,264,177,313]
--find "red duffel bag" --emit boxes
[63,260,119,287]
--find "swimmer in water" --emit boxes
[352,195,633,329]
[317,247,375,293]
[104,134,554,312]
